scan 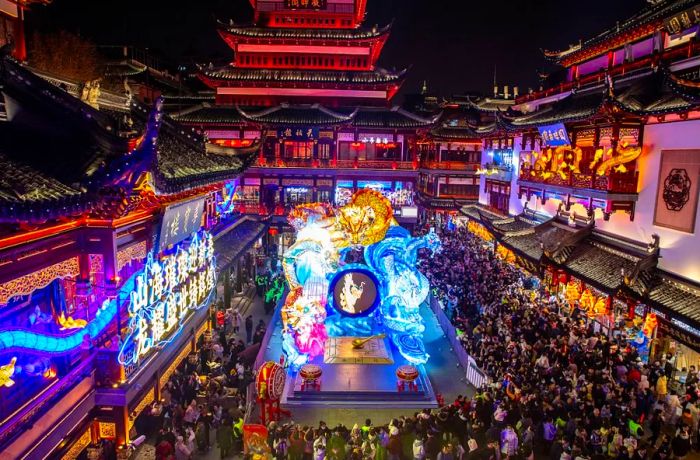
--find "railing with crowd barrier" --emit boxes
[428,295,493,390]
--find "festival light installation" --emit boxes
[280,189,440,366]
[118,230,216,367]
[0,357,17,387]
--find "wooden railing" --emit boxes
[519,168,639,193]
[420,161,480,171]
[254,158,417,170]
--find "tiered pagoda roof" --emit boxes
[199,67,405,86]
[218,21,392,41]
[237,104,355,126]
[349,106,438,129]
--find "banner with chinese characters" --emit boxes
[284,0,326,9]
[158,197,205,252]
[664,5,700,35]
[278,127,319,141]
[118,231,216,367]
[538,123,571,147]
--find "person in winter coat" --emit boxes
[500,425,518,457]
[375,428,389,460]
[175,436,192,460]
[216,421,233,460]
[436,444,454,460]
[327,430,347,460]
[387,427,403,460]
[314,435,327,460]
[425,432,441,460]
[195,421,208,453]
[245,315,254,344]
[656,374,668,400]
[671,428,691,460]
[413,436,426,460]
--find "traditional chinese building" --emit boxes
[0,56,264,459]
[468,0,700,369]
[167,0,456,232]
[415,93,516,219]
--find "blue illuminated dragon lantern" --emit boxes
[280,190,440,366]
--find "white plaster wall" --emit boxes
[512,120,700,282]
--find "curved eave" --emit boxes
[499,95,607,131]
[154,151,257,196]
[235,104,357,127]
[430,123,497,140]
[216,21,392,43]
[0,193,93,224]
[667,72,700,105]
[544,0,696,67]
[197,67,406,87]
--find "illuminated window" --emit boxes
[319,143,330,159]
[284,141,313,159]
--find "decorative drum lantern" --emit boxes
[254,361,290,424]
[255,361,285,401]
[299,364,322,391]
[396,365,419,392]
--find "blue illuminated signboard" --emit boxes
[118,231,216,367]
[538,123,571,147]
[158,197,205,252]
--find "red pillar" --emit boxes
[13,7,27,62]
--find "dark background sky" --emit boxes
[26,0,646,100]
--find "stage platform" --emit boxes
[281,336,438,408]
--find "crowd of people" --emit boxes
[138,273,272,460]
[143,224,700,460]
[416,226,700,460]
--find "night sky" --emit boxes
[26,0,645,99]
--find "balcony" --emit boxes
[252,157,417,170]
[519,168,639,194]
[516,42,700,105]
[420,161,480,172]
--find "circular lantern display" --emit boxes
[255,361,285,401]
[328,266,380,317]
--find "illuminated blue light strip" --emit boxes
[0,300,117,355]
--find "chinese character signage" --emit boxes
[284,0,326,9]
[538,123,571,147]
[664,5,700,35]
[118,231,216,367]
[278,127,319,141]
[158,197,205,252]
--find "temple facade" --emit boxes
[463,0,700,372]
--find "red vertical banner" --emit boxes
[243,424,272,458]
